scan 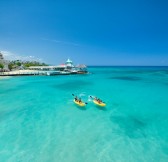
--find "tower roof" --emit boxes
[66,59,72,63]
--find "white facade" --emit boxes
[65,59,74,67]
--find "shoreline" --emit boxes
[0,69,88,76]
[0,76,11,79]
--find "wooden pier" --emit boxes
[0,70,88,76]
[0,70,71,76]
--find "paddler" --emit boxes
[74,96,78,101]
[95,97,103,103]
[78,98,82,103]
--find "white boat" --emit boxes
[60,71,71,75]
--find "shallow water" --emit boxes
[0,67,168,162]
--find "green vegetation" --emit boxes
[0,63,4,69]
[8,60,48,70]
[23,61,48,67]
[8,63,14,71]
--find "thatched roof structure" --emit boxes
[76,64,87,68]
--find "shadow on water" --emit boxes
[95,105,107,111]
[109,76,141,81]
[110,115,147,138]
[52,80,93,90]
[75,105,87,111]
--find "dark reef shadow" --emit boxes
[52,80,93,91]
[109,76,141,81]
[110,115,147,138]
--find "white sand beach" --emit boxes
[0,70,41,76]
[0,76,11,79]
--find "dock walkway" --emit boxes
[0,70,70,76]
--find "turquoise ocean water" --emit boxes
[0,67,168,162]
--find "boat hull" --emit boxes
[74,100,86,107]
[93,100,106,107]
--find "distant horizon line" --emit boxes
[87,65,168,67]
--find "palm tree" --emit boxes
[0,63,4,71]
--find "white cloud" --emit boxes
[1,50,43,62]
[41,38,79,46]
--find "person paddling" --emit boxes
[90,95,106,107]
[97,99,101,104]
[74,96,82,103]
[78,98,82,103]
[72,94,88,106]
[95,97,101,103]
[90,96,103,103]
[74,96,78,101]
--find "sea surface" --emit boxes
[0,66,168,162]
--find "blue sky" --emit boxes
[0,0,168,65]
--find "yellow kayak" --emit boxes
[74,99,86,107]
[93,100,106,107]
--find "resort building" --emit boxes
[0,58,87,76]
[65,59,74,68]
[28,59,87,74]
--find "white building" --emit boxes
[65,59,74,68]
